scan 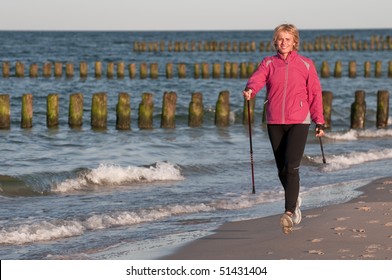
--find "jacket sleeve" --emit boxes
[245,58,269,99]
[307,60,325,124]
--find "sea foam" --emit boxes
[322,148,392,172]
[0,189,281,245]
[54,161,184,193]
[326,129,392,141]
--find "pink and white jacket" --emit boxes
[245,51,325,125]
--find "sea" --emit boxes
[0,29,391,260]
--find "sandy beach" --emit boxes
[162,177,392,260]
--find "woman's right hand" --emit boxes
[242,88,253,100]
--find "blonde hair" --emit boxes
[272,24,300,51]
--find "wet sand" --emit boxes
[162,177,392,260]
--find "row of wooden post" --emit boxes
[1,61,254,79]
[321,90,390,129]
[133,35,392,52]
[320,60,392,78]
[2,60,392,79]
[0,90,389,130]
[0,91,227,130]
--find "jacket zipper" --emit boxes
[282,60,289,123]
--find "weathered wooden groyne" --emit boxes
[2,60,392,79]
[132,35,392,52]
[0,90,389,130]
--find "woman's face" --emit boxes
[275,31,295,57]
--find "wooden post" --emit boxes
[388,61,392,78]
[201,62,209,79]
[65,63,74,79]
[43,62,52,78]
[215,90,230,127]
[16,61,24,78]
[247,62,255,77]
[194,63,200,79]
[0,94,10,129]
[29,63,39,78]
[364,61,371,78]
[47,93,59,128]
[129,63,136,79]
[68,93,84,128]
[231,62,239,78]
[80,62,88,79]
[166,63,173,79]
[161,91,177,128]
[348,61,356,78]
[212,63,221,78]
[138,92,154,129]
[95,61,102,78]
[150,63,158,79]
[243,97,255,125]
[2,62,10,78]
[177,63,186,79]
[117,62,125,79]
[375,61,382,78]
[107,62,114,79]
[240,62,247,78]
[140,63,148,79]
[91,93,107,130]
[320,61,330,78]
[251,41,256,52]
[322,91,333,129]
[188,92,204,127]
[116,92,131,130]
[21,94,33,128]
[334,60,342,78]
[232,41,238,52]
[350,90,366,129]
[54,62,62,78]
[224,62,231,78]
[376,90,389,129]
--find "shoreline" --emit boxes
[161,177,392,260]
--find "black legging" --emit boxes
[267,124,309,213]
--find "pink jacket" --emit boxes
[245,51,325,125]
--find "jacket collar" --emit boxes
[276,50,298,62]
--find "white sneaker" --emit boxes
[292,197,302,225]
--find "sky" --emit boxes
[1,0,391,31]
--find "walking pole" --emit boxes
[247,99,256,194]
[319,137,326,164]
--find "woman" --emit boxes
[243,24,325,234]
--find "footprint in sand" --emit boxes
[308,250,324,255]
[309,238,323,243]
[332,226,346,235]
[360,254,375,258]
[351,228,366,233]
[356,206,371,211]
[365,244,382,252]
[333,226,346,231]
[338,249,350,253]
[305,214,320,218]
[352,234,367,238]
[336,217,350,221]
